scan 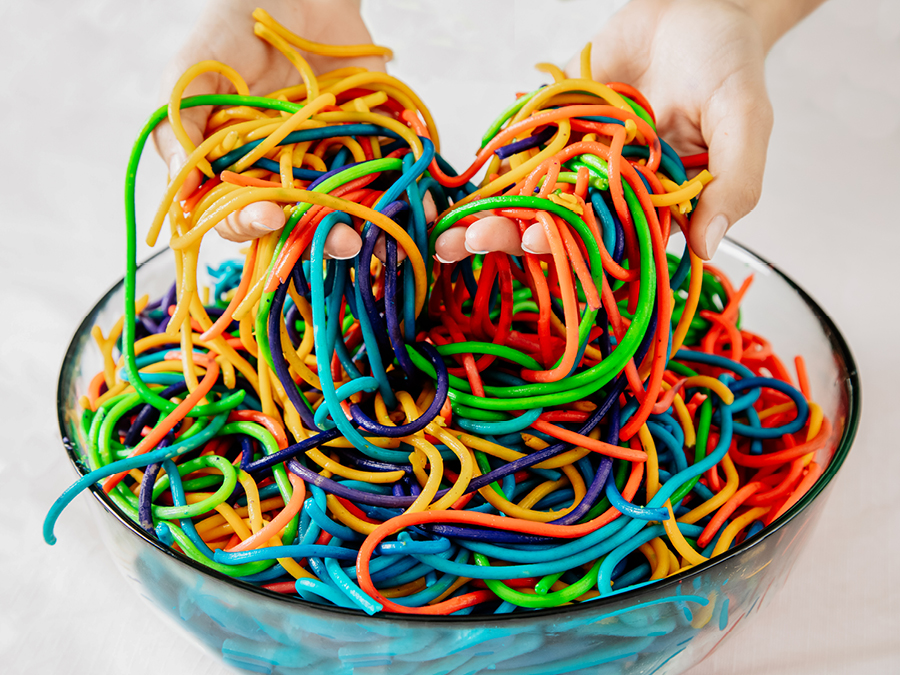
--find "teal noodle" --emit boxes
[44,411,230,545]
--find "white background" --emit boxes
[1,1,898,673]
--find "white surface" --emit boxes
[1,1,898,673]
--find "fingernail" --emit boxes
[704,215,728,259]
[168,146,189,180]
[168,157,182,179]
[251,220,281,233]
[168,146,185,172]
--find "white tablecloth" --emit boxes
[2,1,897,673]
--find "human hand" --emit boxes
[567,0,776,260]
[153,0,385,257]
[436,0,825,263]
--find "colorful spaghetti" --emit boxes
[45,16,832,617]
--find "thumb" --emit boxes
[689,75,773,259]
[152,68,220,201]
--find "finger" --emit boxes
[324,223,363,260]
[434,228,469,264]
[152,68,219,201]
[373,232,408,263]
[160,136,203,202]
[170,157,204,202]
[422,192,437,224]
[521,224,551,255]
[689,76,773,260]
[156,116,204,201]
[465,216,523,257]
[215,201,287,243]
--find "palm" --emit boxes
[169,2,382,100]
[154,0,385,249]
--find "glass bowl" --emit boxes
[56,238,859,675]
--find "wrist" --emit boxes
[726,0,827,51]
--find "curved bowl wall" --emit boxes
[57,238,859,675]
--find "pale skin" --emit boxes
[153,0,383,258]
[155,0,828,262]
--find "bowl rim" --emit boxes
[57,236,861,623]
